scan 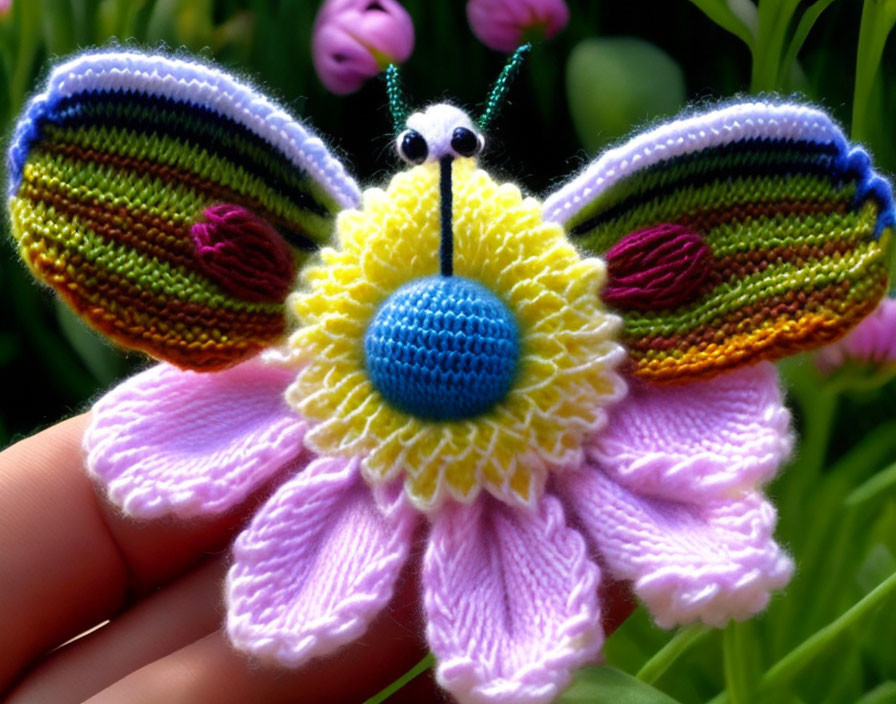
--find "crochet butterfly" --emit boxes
[7,48,894,704]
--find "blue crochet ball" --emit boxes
[364,275,520,421]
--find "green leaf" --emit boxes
[780,0,838,81]
[846,461,896,507]
[54,299,127,386]
[686,0,756,47]
[559,666,683,704]
[852,0,896,141]
[708,570,896,704]
[566,37,685,153]
[723,621,759,704]
[635,624,710,685]
[856,681,896,704]
[362,652,434,704]
[857,544,896,594]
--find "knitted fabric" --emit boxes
[364,275,519,420]
[589,362,793,502]
[191,204,296,303]
[84,358,308,518]
[14,49,890,704]
[424,494,602,703]
[226,455,416,665]
[556,468,793,629]
[602,223,712,310]
[7,50,359,371]
[286,157,625,510]
[544,102,895,384]
[83,358,794,704]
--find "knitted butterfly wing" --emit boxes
[6,51,360,371]
[543,101,895,385]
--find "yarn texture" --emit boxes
[544,101,894,384]
[287,158,625,510]
[7,50,359,370]
[10,49,895,704]
[364,275,520,421]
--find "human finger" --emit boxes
[84,561,427,704]
[5,558,226,704]
[0,414,289,689]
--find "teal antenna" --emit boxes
[384,64,412,134]
[478,44,531,132]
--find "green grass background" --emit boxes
[2,2,896,702]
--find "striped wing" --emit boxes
[7,50,361,371]
[544,101,895,384]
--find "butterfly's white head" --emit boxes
[396,104,485,165]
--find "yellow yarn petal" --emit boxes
[288,159,625,511]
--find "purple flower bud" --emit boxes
[312,0,414,95]
[817,298,896,373]
[466,0,569,53]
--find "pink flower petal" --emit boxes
[312,0,414,94]
[557,466,793,628]
[589,362,792,502]
[818,297,896,371]
[467,0,569,53]
[226,456,417,665]
[84,359,306,518]
[423,495,602,704]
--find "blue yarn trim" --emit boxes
[5,48,362,207]
[364,276,519,421]
[839,146,896,238]
[7,91,56,197]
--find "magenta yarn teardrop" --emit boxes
[602,223,712,311]
[191,204,296,303]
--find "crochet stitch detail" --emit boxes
[226,456,417,665]
[423,495,603,704]
[9,46,893,704]
[543,101,895,384]
[287,158,626,510]
[191,204,297,303]
[6,50,360,370]
[602,223,711,310]
[84,358,308,518]
[364,275,520,420]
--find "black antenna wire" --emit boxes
[439,155,453,277]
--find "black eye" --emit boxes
[399,130,428,164]
[451,127,480,157]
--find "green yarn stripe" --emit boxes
[707,207,873,255]
[55,95,342,217]
[15,190,281,312]
[622,254,883,337]
[574,173,853,253]
[568,142,840,234]
[36,128,335,245]
[43,123,332,239]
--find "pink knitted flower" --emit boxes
[11,47,893,704]
[312,0,414,94]
[85,351,794,703]
[82,124,797,704]
[817,297,896,373]
[467,0,569,53]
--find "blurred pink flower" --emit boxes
[0,0,11,17]
[817,297,896,372]
[312,0,414,95]
[467,0,569,53]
